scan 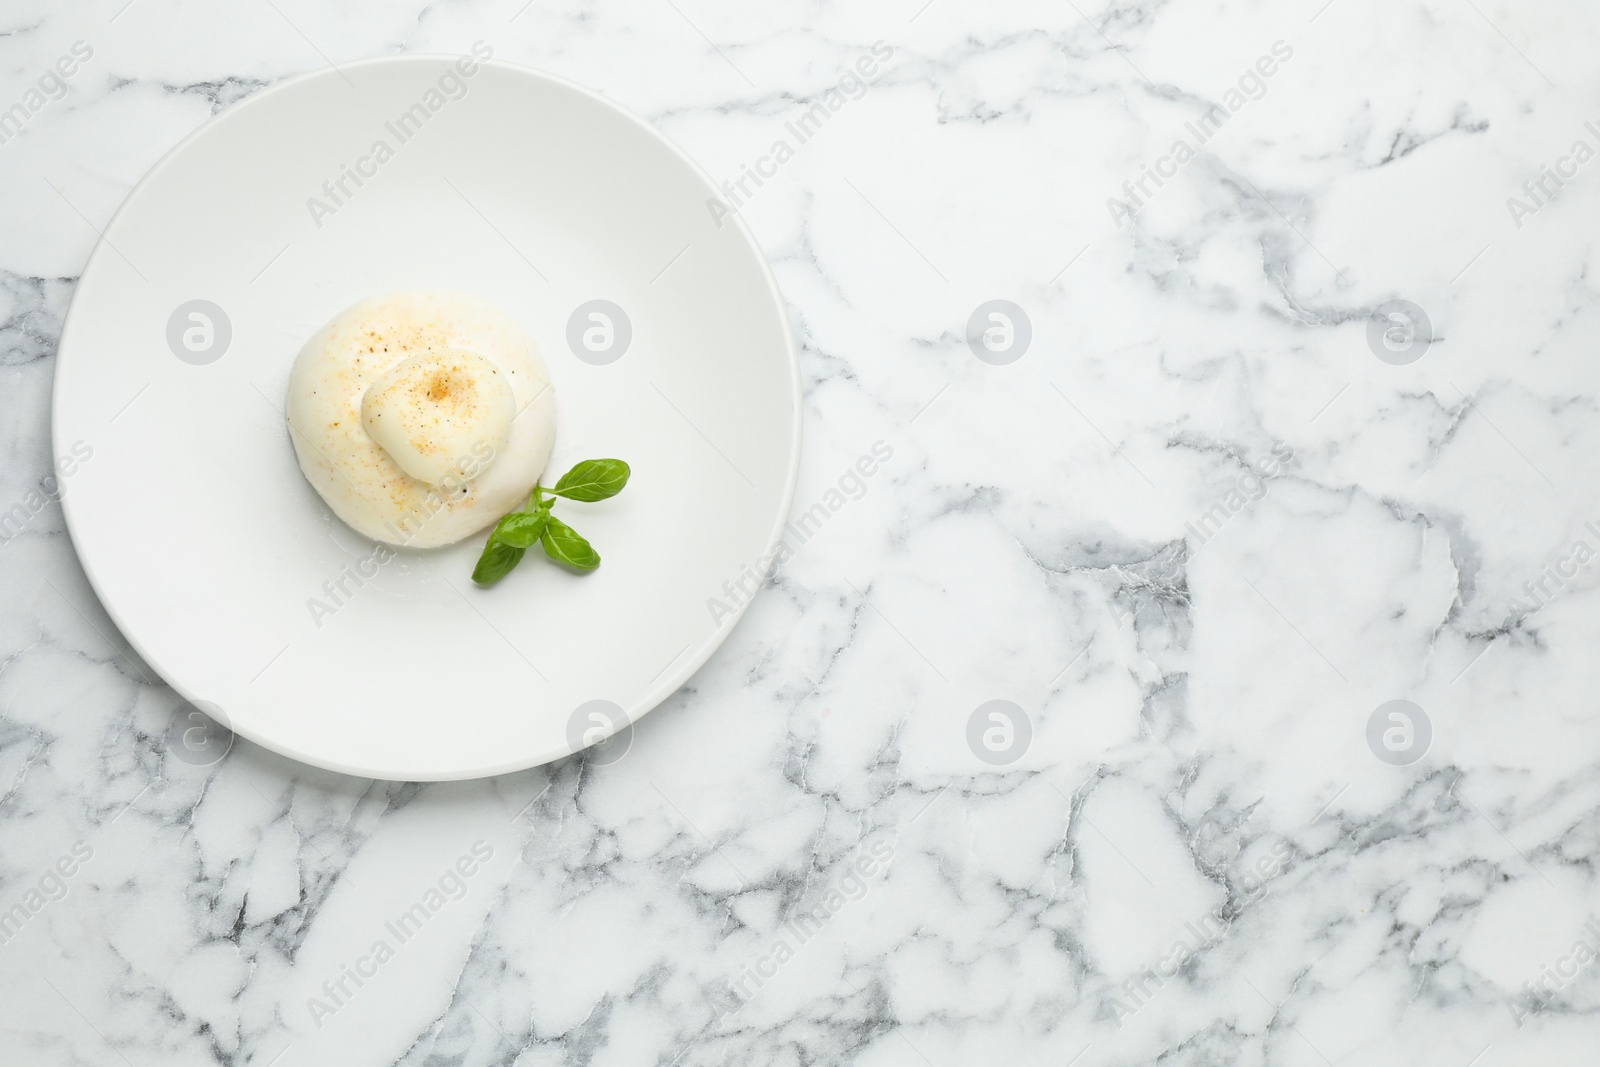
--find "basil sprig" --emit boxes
[471,459,628,586]
[551,459,631,502]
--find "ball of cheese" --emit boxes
[286,292,555,548]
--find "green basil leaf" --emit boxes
[551,459,631,502]
[471,537,525,586]
[540,517,600,571]
[493,510,549,549]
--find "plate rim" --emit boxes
[51,53,803,781]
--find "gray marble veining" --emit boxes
[3,0,1600,1064]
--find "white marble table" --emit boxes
[4,1,1600,1063]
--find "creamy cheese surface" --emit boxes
[286,291,555,548]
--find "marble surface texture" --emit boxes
[5,0,1600,1064]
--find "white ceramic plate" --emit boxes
[53,55,800,780]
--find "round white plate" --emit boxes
[53,55,800,780]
